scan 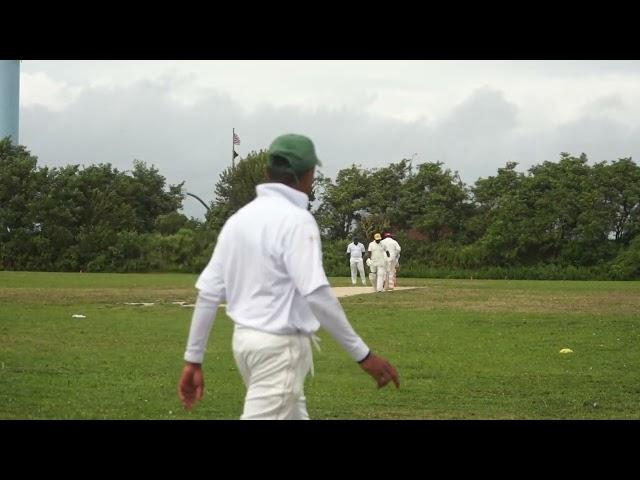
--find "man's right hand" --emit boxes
[358,353,400,389]
[177,362,205,410]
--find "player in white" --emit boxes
[380,232,401,291]
[367,233,388,292]
[177,134,399,419]
[346,237,367,286]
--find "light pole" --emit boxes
[185,192,210,213]
[0,60,20,144]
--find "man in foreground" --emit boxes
[177,134,399,419]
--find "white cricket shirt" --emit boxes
[195,182,330,336]
[346,242,365,259]
[367,240,388,266]
[380,237,401,260]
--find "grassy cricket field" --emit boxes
[1,271,639,419]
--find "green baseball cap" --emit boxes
[267,134,322,174]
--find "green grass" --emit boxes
[1,271,639,419]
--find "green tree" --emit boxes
[314,165,371,239]
[360,159,413,236]
[594,157,640,244]
[0,139,47,269]
[471,162,534,264]
[154,211,190,235]
[402,162,471,242]
[125,160,184,233]
[206,150,268,230]
[526,153,617,265]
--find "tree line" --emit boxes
[0,139,213,272]
[2,138,639,279]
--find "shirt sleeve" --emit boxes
[283,217,330,297]
[187,230,227,364]
[184,290,221,364]
[305,285,369,362]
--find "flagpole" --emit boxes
[232,127,235,168]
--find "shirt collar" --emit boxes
[256,182,309,210]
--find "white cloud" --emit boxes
[17,61,640,217]
[20,72,83,111]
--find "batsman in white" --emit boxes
[346,237,367,286]
[367,233,389,292]
[177,134,399,419]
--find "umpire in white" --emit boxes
[178,133,399,419]
[346,237,367,286]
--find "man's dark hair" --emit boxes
[266,155,309,186]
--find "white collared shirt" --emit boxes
[195,182,330,336]
[367,240,388,266]
[380,237,401,260]
[346,242,366,259]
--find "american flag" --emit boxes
[233,132,241,145]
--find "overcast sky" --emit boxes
[19,60,640,218]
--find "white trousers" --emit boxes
[371,263,386,292]
[232,325,312,420]
[349,258,367,285]
[385,257,399,290]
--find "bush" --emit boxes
[610,236,640,280]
